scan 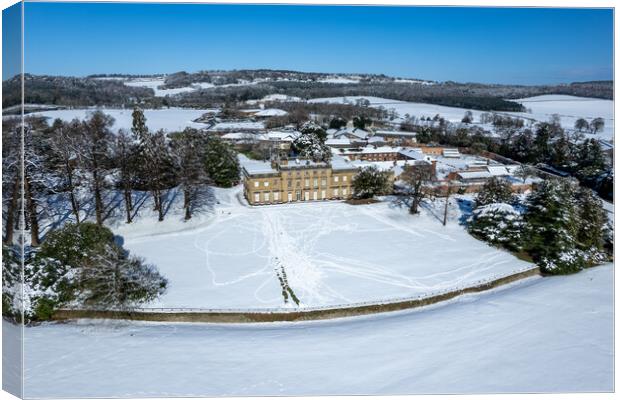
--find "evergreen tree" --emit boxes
[523,179,582,274]
[352,115,372,129]
[468,203,523,252]
[329,117,347,130]
[475,177,514,207]
[292,121,331,162]
[575,139,607,183]
[204,135,240,187]
[29,222,167,320]
[352,166,391,199]
[574,187,608,264]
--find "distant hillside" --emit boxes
[2,70,612,110]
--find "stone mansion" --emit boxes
[241,157,360,205]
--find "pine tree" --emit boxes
[30,222,167,319]
[574,187,608,264]
[468,203,523,251]
[523,179,582,274]
[352,166,391,199]
[292,121,330,162]
[204,135,240,188]
[474,177,514,207]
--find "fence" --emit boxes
[53,266,541,323]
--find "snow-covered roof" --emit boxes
[330,156,361,171]
[221,132,254,140]
[209,121,265,131]
[239,154,277,176]
[325,138,352,146]
[344,145,400,155]
[398,148,434,162]
[254,108,288,117]
[457,171,493,180]
[375,130,417,137]
[334,127,371,140]
[442,148,461,158]
[367,136,386,143]
[259,130,299,142]
[486,166,513,177]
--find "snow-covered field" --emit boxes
[31,108,217,132]
[20,263,613,397]
[309,94,614,142]
[511,94,614,141]
[119,186,533,309]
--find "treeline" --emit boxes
[159,69,395,89]
[2,74,162,108]
[2,108,240,248]
[4,72,611,112]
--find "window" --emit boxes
[287,179,292,188]
[333,188,339,197]
[343,176,347,182]
[264,192,270,202]
[305,179,310,187]
[334,176,339,183]
[313,178,318,187]
[274,192,280,201]
[254,181,259,188]
[321,178,327,186]
[264,181,269,187]
[342,188,347,196]
[254,193,260,203]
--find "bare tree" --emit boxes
[574,118,589,132]
[398,164,435,214]
[515,164,535,184]
[113,129,138,223]
[590,117,605,134]
[2,123,21,244]
[78,111,115,226]
[170,128,208,220]
[47,119,83,223]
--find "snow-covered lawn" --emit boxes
[31,108,217,133]
[119,186,533,309]
[21,263,613,397]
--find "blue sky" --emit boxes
[16,3,614,84]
